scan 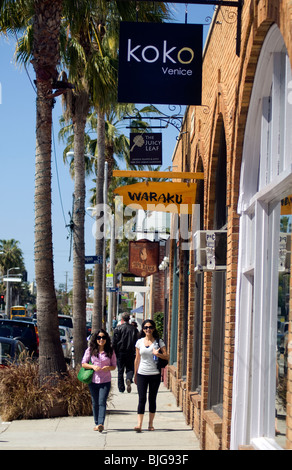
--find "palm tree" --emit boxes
[59,4,140,349]
[89,1,170,330]
[4,0,114,368]
[0,0,67,380]
[59,77,90,364]
[86,104,159,181]
[85,103,159,330]
[9,1,93,365]
[0,239,25,274]
[32,0,68,380]
[1,0,170,365]
[58,1,119,358]
[0,239,26,315]
[87,104,164,330]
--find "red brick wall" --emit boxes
[167,0,292,450]
[287,250,292,449]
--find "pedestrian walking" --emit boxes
[134,319,169,432]
[81,329,116,432]
[113,312,138,393]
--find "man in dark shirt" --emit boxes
[113,312,139,393]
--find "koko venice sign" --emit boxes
[118,22,203,105]
[129,240,160,277]
[114,181,197,214]
[130,132,162,165]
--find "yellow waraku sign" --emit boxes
[114,182,197,214]
[281,195,292,215]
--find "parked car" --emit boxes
[59,326,73,364]
[13,316,34,322]
[0,319,39,357]
[86,322,92,338]
[0,337,27,367]
[58,315,73,336]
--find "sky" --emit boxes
[0,3,214,290]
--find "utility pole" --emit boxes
[93,160,108,331]
[108,214,115,333]
[102,162,108,327]
[65,271,68,293]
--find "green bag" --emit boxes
[77,362,94,384]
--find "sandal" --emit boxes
[134,426,142,433]
[148,426,155,431]
[94,424,104,432]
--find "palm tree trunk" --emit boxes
[92,109,106,331]
[33,0,67,381]
[72,91,90,364]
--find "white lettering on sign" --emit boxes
[163,42,176,63]
[142,45,159,63]
[127,40,195,65]
[162,67,193,76]
[127,40,141,62]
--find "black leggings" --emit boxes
[137,373,161,414]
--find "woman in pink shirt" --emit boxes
[82,330,117,432]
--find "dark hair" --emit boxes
[89,329,113,358]
[122,312,130,322]
[140,319,159,340]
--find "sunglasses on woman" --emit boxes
[97,335,106,340]
[143,326,154,330]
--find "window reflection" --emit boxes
[275,197,291,447]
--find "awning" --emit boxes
[131,305,144,314]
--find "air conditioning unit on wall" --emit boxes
[194,230,227,271]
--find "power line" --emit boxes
[52,120,70,234]
[13,31,37,95]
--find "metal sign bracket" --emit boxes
[117,0,244,56]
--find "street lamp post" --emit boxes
[5,267,20,318]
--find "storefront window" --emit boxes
[275,199,291,447]
[231,25,292,450]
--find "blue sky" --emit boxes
[0,4,214,289]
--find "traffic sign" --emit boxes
[85,255,103,264]
[106,274,114,287]
[107,287,119,292]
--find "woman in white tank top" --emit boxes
[134,319,169,432]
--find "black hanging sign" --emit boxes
[118,22,203,105]
[130,132,162,165]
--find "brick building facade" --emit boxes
[164,0,292,450]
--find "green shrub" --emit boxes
[154,312,164,339]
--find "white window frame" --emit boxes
[231,24,292,450]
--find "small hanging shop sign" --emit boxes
[129,240,160,277]
[130,132,162,165]
[118,22,203,105]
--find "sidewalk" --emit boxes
[0,371,200,451]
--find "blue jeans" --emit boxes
[89,382,111,426]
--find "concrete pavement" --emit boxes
[0,371,200,451]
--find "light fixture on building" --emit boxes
[159,256,170,271]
